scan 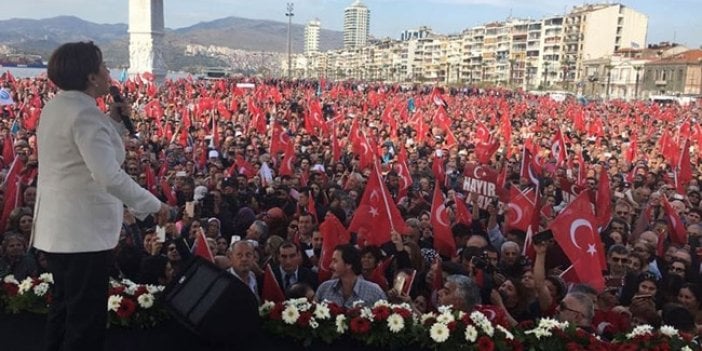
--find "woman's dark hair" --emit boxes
[47,41,103,91]
[680,283,702,308]
[286,282,313,299]
[335,244,362,275]
[138,255,169,285]
[360,245,384,265]
[661,303,696,334]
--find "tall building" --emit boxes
[304,19,321,55]
[564,3,648,82]
[400,26,432,41]
[343,0,370,49]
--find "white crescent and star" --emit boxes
[370,190,380,203]
[569,219,593,250]
[434,204,449,227]
[508,203,523,226]
[473,165,483,179]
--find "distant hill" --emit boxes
[0,15,344,71]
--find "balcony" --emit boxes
[655,80,667,86]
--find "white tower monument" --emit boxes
[128,0,166,82]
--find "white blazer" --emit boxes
[32,90,161,253]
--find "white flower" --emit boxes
[659,325,679,337]
[429,323,450,343]
[387,313,405,333]
[33,282,49,297]
[2,275,18,284]
[481,323,494,337]
[38,273,54,284]
[437,305,453,314]
[626,324,654,339]
[282,305,300,325]
[496,325,514,340]
[420,312,436,324]
[259,301,276,316]
[537,318,560,330]
[360,307,374,320]
[335,315,348,334]
[309,318,319,329]
[313,304,331,320]
[436,312,455,324]
[457,311,466,320]
[681,346,693,351]
[373,300,391,308]
[145,284,163,294]
[108,295,123,312]
[470,311,488,326]
[465,325,478,343]
[17,278,34,295]
[137,293,155,309]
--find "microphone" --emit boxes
[108,86,136,136]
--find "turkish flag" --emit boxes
[453,194,473,226]
[431,181,456,258]
[2,133,14,167]
[192,229,214,263]
[270,123,291,156]
[506,187,536,232]
[625,132,637,164]
[144,164,158,196]
[369,256,394,291]
[520,148,541,187]
[475,136,500,164]
[475,121,490,143]
[551,129,567,166]
[0,158,24,232]
[432,153,445,186]
[549,191,605,292]
[160,178,178,206]
[262,264,285,303]
[278,145,296,177]
[660,195,687,246]
[318,213,350,283]
[348,163,408,246]
[676,138,692,194]
[595,170,612,228]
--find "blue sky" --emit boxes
[3,0,700,48]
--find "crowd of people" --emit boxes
[1,69,702,343]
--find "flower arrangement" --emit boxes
[1,273,53,314]
[259,298,346,347]
[610,324,698,351]
[516,318,608,351]
[417,306,520,351]
[106,279,169,329]
[345,300,417,349]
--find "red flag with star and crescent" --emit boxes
[549,191,605,292]
[430,181,456,258]
[348,163,408,246]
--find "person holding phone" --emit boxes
[32,42,171,351]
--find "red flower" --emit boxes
[297,311,312,327]
[269,304,284,320]
[109,286,125,296]
[371,305,391,321]
[349,317,371,334]
[133,285,147,297]
[328,303,345,316]
[517,320,534,330]
[423,317,437,327]
[446,321,457,332]
[566,342,583,351]
[392,307,412,319]
[116,298,136,319]
[3,282,19,296]
[616,343,637,351]
[477,336,494,351]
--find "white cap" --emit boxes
[175,171,187,178]
[208,150,219,158]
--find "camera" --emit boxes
[471,255,489,270]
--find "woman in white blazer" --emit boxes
[32,42,170,351]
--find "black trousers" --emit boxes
[44,250,112,351]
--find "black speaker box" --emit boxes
[163,257,261,347]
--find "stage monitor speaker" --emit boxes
[163,256,261,346]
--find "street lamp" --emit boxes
[633,65,642,100]
[286,3,294,80]
[605,64,613,100]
